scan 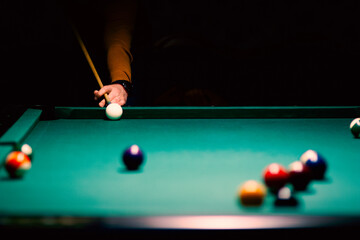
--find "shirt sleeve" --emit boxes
[105,0,137,83]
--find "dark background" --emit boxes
[1,0,359,108]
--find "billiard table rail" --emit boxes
[51,106,360,119]
[0,214,359,234]
[3,106,359,147]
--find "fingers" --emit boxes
[94,84,128,107]
[99,99,106,107]
[94,86,112,99]
[94,90,99,100]
[111,95,127,106]
[94,86,112,107]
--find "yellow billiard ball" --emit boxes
[238,180,266,206]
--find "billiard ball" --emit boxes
[5,151,31,178]
[288,161,311,191]
[106,103,123,120]
[20,143,33,160]
[274,186,298,207]
[300,150,327,180]
[238,180,266,206]
[263,163,289,192]
[350,118,360,138]
[122,145,144,170]
[14,143,33,161]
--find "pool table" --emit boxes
[1,106,360,237]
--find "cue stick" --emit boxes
[71,25,111,104]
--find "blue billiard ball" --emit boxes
[122,145,144,170]
[300,150,327,180]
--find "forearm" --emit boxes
[105,0,137,83]
[107,43,132,82]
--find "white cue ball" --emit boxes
[21,144,32,156]
[106,103,123,120]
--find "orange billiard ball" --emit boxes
[238,180,267,206]
[5,151,31,178]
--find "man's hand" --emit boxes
[94,84,128,107]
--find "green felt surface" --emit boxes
[0,107,360,218]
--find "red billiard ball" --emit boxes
[288,161,311,191]
[5,151,31,178]
[263,163,289,192]
[122,145,144,170]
